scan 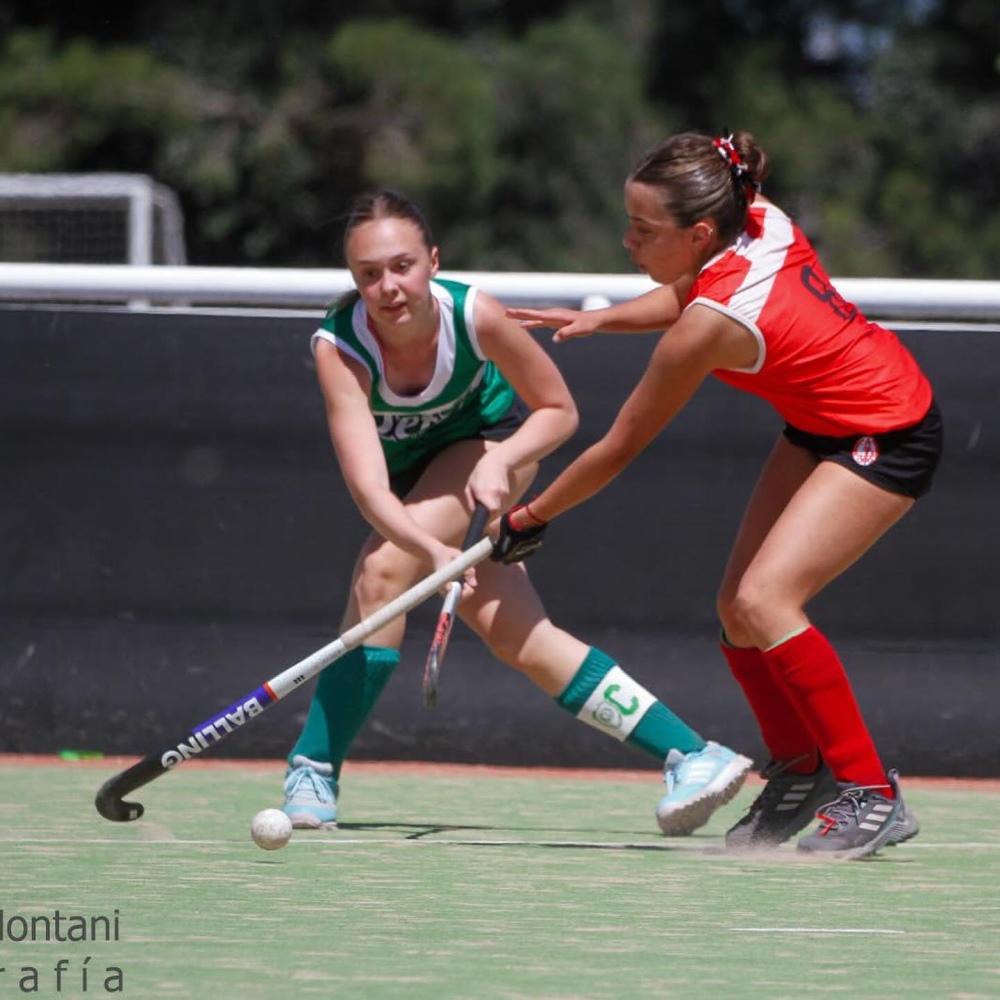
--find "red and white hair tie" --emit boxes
[713,134,759,201]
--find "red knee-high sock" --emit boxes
[720,640,819,773]
[762,626,891,794]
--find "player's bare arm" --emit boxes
[468,291,579,511]
[315,338,457,570]
[523,307,757,525]
[507,284,687,342]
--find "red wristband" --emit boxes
[521,502,547,526]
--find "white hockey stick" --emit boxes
[95,536,494,821]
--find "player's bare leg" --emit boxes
[718,439,916,855]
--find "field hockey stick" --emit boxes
[421,502,490,709]
[94,536,495,822]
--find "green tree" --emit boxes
[863,4,1000,277]
[0,31,196,174]
[0,1,996,276]
[322,18,498,262]
[481,7,666,271]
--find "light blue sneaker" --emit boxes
[656,741,753,836]
[283,754,337,829]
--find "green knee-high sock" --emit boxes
[555,647,706,758]
[289,645,401,779]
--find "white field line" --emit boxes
[729,927,906,935]
[1,836,998,850]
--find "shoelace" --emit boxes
[286,767,333,803]
[816,788,868,830]
[816,782,890,831]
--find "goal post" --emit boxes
[0,173,186,266]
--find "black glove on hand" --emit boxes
[491,506,548,564]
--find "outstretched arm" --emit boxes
[507,285,686,343]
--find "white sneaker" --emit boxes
[282,754,337,829]
[656,742,753,836]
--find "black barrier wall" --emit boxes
[1,305,998,775]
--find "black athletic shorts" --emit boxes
[782,397,943,499]
[389,396,530,499]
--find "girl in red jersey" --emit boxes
[497,131,943,860]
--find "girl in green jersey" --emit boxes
[282,190,751,835]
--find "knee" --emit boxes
[718,577,777,647]
[716,586,748,646]
[353,544,408,612]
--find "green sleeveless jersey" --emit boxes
[312,279,516,475]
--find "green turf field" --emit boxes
[1,760,998,999]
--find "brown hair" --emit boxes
[629,131,771,246]
[335,190,435,312]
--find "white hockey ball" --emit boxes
[250,808,293,851]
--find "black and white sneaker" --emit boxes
[725,757,839,850]
[796,769,905,860]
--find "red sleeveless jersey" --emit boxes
[687,202,933,435]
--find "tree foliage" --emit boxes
[0,0,996,276]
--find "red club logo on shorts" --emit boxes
[852,436,879,467]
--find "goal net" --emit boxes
[0,173,186,265]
